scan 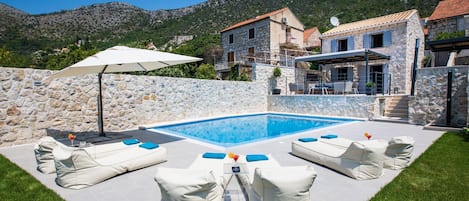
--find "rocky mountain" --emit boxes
[0,0,439,55]
[1,2,191,41]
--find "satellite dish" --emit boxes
[330,16,340,27]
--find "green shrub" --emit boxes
[366,81,376,88]
[434,31,465,41]
[195,63,217,79]
[273,67,282,77]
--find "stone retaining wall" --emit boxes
[252,63,295,95]
[409,66,469,127]
[0,67,267,146]
[268,95,378,119]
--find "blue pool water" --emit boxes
[150,113,357,147]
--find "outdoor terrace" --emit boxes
[0,120,443,201]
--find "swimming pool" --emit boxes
[149,113,358,147]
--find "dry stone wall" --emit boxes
[0,67,267,146]
[409,66,469,127]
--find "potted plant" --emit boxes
[365,81,376,95]
[271,67,282,95]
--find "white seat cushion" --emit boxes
[250,166,317,201]
[154,167,224,201]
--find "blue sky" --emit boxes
[0,0,207,14]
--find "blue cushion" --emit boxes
[202,152,226,159]
[123,138,140,145]
[139,142,159,149]
[299,137,317,142]
[321,134,338,139]
[246,154,269,162]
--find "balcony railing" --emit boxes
[215,49,317,71]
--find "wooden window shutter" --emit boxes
[347,36,354,50]
[331,39,337,52]
[383,31,392,47]
[363,34,370,48]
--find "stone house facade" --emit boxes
[303,27,321,50]
[426,0,469,40]
[217,7,308,80]
[314,9,425,94]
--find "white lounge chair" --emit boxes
[34,136,141,174]
[319,136,415,170]
[383,136,415,170]
[154,153,230,201]
[54,141,167,189]
[237,154,317,201]
[292,139,387,180]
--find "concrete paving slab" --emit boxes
[0,121,444,201]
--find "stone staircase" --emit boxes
[384,95,409,119]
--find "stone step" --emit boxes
[373,117,409,124]
[386,108,408,113]
[386,104,408,109]
[388,99,409,104]
[383,95,409,119]
[388,100,408,105]
[384,113,409,118]
[384,112,409,118]
[384,110,408,116]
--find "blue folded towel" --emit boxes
[299,137,317,142]
[246,154,269,162]
[202,152,226,159]
[321,134,338,139]
[139,142,159,149]
[123,138,140,145]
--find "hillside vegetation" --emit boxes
[0,0,439,69]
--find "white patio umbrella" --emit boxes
[46,46,202,136]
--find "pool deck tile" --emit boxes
[0,121,445,201]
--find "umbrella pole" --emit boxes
[98,72,105,137]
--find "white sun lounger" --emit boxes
[292,139,387,180]
[53,141,167,189]
[237,154,317,201]
[319,136,415,170]
[34,136,141,174]
[154,153,231,201]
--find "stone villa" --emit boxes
[296,9,425,95]
[217,7,319,80]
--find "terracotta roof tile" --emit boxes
[322,9,418,37]
[428,0,469,21]
[221,7,289,32]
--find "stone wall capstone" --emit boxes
[0,67,267,146]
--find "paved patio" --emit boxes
[0,121,444,201]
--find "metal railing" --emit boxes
[300,72,397,95]
[215,49,316,70]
